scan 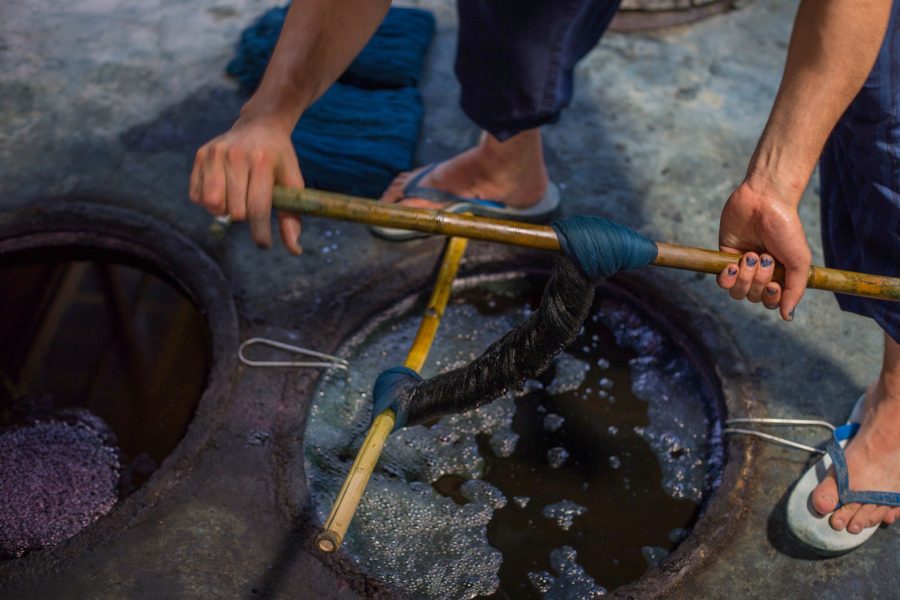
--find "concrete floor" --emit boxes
[1,0,897,597]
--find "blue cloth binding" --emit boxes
[372,366,422,431]
[551,216,659,281]
[826,423,900,507]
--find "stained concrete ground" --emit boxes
[0,0,897,598]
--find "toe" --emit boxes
[848,504,885,534]
[379,170,417,204]
[399,197,449,210]
[830,502,861,531]
[885,507,900,525]
[811,470,840,516]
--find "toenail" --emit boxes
[745,256,758,267]
[849,524,861,534]
[727,266,737,276]
[766,286,777,296]
[761,257,773,268]
[833,519,844,529]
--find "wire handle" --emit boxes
[724,417,838,455]
[238,337,349,371]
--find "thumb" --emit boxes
[778,249,812,321]
[275,153,304,255]
[278,214,302,256]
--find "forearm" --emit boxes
[748,0,892,203]
[238,0,391,132]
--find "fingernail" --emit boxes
[727,266,738,276]
[761,257,773,268]
[766,286,777,296]
[745,256,758,268]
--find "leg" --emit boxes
[381,0,621,209]
[812,0,900,530]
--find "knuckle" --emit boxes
[225,146,245,163]
[249,149,269,167]
[204,188,225,209]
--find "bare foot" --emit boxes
[379,129,549,210]
[810,332,900,531]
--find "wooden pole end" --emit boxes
[316,530,341,554]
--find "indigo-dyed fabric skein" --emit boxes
[225,5,435,197]
[372,217,659,430]
[226,6,434,92]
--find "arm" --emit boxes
[718,0,892,320]
[189,0,391,253]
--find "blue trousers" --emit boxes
[820,1,900,343]
[455,0,621,141]
[456,0,899,341]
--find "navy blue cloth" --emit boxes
[455,0,621,140]
[552,215,658,281]
[820,0,900,343]
[295,84,423,197]
[372,366,423,431]
[226,5,434,197]
[227,5,435,92]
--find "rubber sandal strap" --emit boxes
[404,163,506,208]
[826,424,900,508]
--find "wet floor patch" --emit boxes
[305,271,724,598]
[0,245,210,557]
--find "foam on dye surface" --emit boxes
[304,276,720,597]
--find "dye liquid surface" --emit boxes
[305,273,722,598]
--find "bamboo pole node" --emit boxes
[315,236,470,553]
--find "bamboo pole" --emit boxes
[272,186,900,302]
[315,236,470,554]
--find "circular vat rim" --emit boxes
[0,199,240,575]
[296,249,762,599]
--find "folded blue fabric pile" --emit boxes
[227,6,435,197]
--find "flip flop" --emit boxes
[784,395,900,554]
[725,396,900,554]
[370,163,561,241]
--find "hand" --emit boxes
[716,176,812,321]
[189,116,304,254]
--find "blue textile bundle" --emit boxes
[373,218,659,431]
[294,84,424,197]
[227,6,435,92]
[226,5,435,197]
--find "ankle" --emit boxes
[477,130,544,170]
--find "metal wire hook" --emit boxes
[238,337,349,371]
[723,417,836,455]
